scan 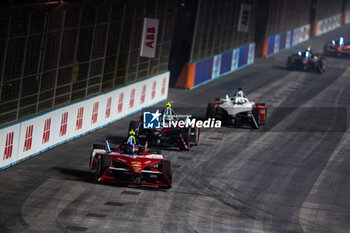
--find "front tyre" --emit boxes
[190,127,200,146]
[159,160,172,189]
[206,103,215,119]
[251,108,261,129]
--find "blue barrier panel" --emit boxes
[220,50,233,75]
[267,36,275,55]
[194,57,213,86]
[238,45,249,67]
[279,32,287,50]
[194,60,203,86]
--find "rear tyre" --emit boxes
[159,160,172,189]
[190,127,200,146]
[256,103,267,125]
[316,58,326,73]
[251,108,261,129]
[206,103,215,119]
[262,106,267,125]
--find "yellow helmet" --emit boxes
[166,102,171,107]
[129,129,135,135]
[307,46,311,50]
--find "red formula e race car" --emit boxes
[323,37,350,58]
[206,88,267,129]
[89,140,172,189]
[129,103,199,151]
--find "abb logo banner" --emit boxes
[129,89,135,108]
[151,81,156,99]
[140,18,159,58]
[91,102,99,124]
[105,97,112,119]
[141,85,146,104]
[118,93,124,113]
[59,112,68,137]
[237,4,251,33]
[161,78,167,96]
[23,125,33,152]
[42,118,51,144]
[76,107,84,130]
[3,132,14,160]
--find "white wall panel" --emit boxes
[0,72,169,170]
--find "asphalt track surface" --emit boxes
[1,25,350,233]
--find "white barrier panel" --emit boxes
[316,14,342,36]
[212,55,221,79]
[17,111,59,161]
[0,124,20,168]
[1,72,169,170]
[292,27,300,46]
[231,48,239,71]
[299,24,310,43]
[286,31,292,49]
[248,43,255,65]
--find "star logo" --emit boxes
[150,110,161,122]
[143,110,162,129]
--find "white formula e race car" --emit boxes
[206,89,267,129]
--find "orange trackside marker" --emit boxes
[313,21,318,36]
[176,63,196,89]
[262,38,268,57]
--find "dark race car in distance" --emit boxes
[129,103,199,151]
[287,47,326,73]
[323,37,350,58]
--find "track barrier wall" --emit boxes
[313,14,342,36]
[176,43,255,89]
[261,13,345,57]
[0,72,169,170]
[263,24,310,57]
